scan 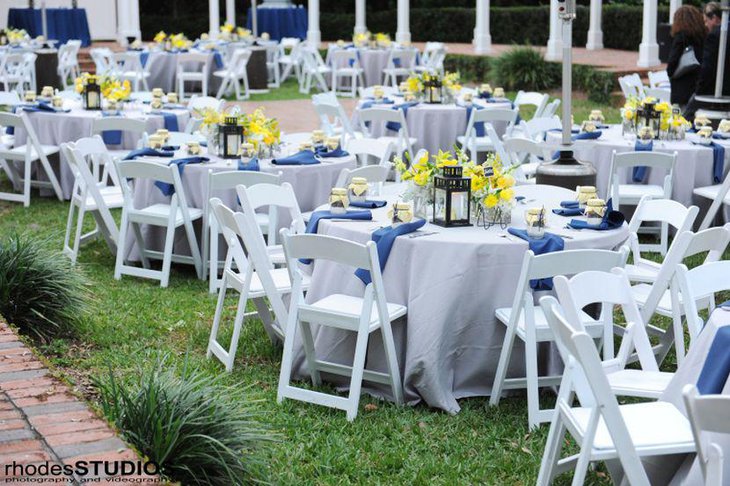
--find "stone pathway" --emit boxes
[0,323,158,485]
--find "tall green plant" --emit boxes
[95,356,273,485]
[0,234,89,341]
[489,47,560,91]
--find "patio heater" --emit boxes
[694,0,730,126]
[536,0,597,189]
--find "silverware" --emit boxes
[408,231,439,238]
[498,232,517,242]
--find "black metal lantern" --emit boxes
[219,116,243,159]
[635,101,660,139]
[432,165,471,227]
[424,77,442,104]
[83,78,102,110]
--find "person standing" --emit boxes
[667,5,707,107]
[695,2,727,96]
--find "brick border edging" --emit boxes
[0,321,160,485]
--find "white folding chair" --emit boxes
[90,48,118,76]
[91,116,148,159]
[113,52,150,92]
[695,170,730,231]
[648,70,670,88]
[278,38,303,84]
[683,384,730,486]
[113,159,203,287]
[541,99,561,118]
[345,138,394,168]
[457,108,518,160]
[675,260,730,342]
[299,47,331,94]
[187,95,225,112]
[537,296,695,486]
[167,131,204,146]
[645,87,671,103]
[312,92,359,142]
[329,49,365,98]
[334,165,392,195]
[358,107,417,159]
[629,225,729,364]
[502,136,550,181]
[514,91,549,120]
[0,53,36,93]
[203,170,282,294]
[214,48,251,100]
[60,139,122,264]
[490,247,629,429]
[555,268,674,399]
[265,43,281,88]
[206,197,305,371]
[618,73,646,100]
[278,230,405,421]
[0,111,62,206]
[518,115,562,142]
[0,91,21,143]
[382,48,418,87]
[177,52,210,101]
[57,40,81,89]
[413,42,446,76]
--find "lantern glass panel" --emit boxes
[434,185,447,222]
[85,82,101,110]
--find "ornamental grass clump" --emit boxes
[96,356,273,485]
[489,46,560,91]
[0,234,89,341]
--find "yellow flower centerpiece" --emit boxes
[374,32,391,48]
[6,28,29,45]
[154,31,190,51]
[353,31,371,48]
[623,95,674,139]
[465,153,516,225]
[74,73,131,110]
[404,71,461,103]
[196,107,280,158]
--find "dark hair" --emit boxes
[704,1,721,19]
[674,4,708,41]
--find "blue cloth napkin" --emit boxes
[305,209,373,234]
[709,142,726,183]
[238,157,260,171]
[392,58,402,68]
[161,145,180,151]
[568,199,625,230]
[271,150,320,165]
[632,140,654,182]
[349,199,387,208]
[154,157,209,196]
[386,102,419,132]
[123,147,175,160]
[560,200,579,208]
[478,92,492,100]
[507,228,565,290]
[696,326,730,394]
[139,51,149,67]
[315,145,349,158]
[354,218,427,284]
[553,200,583,216]
[157,112,179,132]
[213,51,224,69]
[465,104,485,137]
[21,102,68,113]
[573,130,602,141]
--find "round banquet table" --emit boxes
[124,149,357,261]
[545,126,730,210]
[326,47,394,87]
[142,50,224,96]
[8,8,91,46]
[11,99,190,200]
[290,183,630,413]
[352,97,513,155]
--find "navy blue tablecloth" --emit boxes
[245,6,307,41]
[8,8,91,47]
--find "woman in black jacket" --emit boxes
[667,5,706,107]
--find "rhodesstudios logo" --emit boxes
[4,460,161,483]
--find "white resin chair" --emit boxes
[299,48,331,94]
[206,197,305,371]
[541,99,561,118]
[359,107,417,159]
[113,52,150,92]
[518,116,562,142]
[514,91,549,120]
[457,108,518,160]
[57,40,81,89]
[90,48,118,77]
[91,116,149,160]
[645,87,671,103]
[683,384,730,486]
[203,170,282,293]
[502,136,550,181]
[177,52,210,101]
[265,43,281,88]
[0,53,37,93]
[413,42,446,76]
[490,247,628,429]
[694,170,730,231]
[607,150,676,209]
[278,230,405,421]
[382,48,418,87]
[214,48,251,100]
[675,260,730,342]
[537,296,695,486]
[329,49,365,98]
[113,159,203,287]
[278,38,303,84]
[334,165,392,196]
[60,139,122,264]
[187,95,225,113]
[345,138,394,168]
[0,112,62,206]
[648,70,670,88]
[555,268,674,400]
[312,92,359,142]
[618,73,647,100]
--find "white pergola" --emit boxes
[116,0,681,68]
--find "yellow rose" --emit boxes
[471,176,486,193]
[500,188,514,201]
[485,194,499,208]
[623,109,634,121]
[497,175,515,189]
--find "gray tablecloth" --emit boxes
[326,48,392,87]
[11,100,190,199]
[144,50,222,96]
[125,151,357,261]
[353,98,512,155]
[291,184,630,413]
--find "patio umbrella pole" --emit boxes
[41,1,48,41]
[253,0,259,38]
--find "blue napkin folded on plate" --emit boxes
[123,147,175,160]
[477,92,492,100]
[315,145,349,158]
[465,104,486,137]
[386,102,419,132]
[632,140,654,182]
[696,326,730,394]
[155,157,209,196]
[271,150,321,165]
[349,199,387,208]
[568,199,625,230]
[508,228,564,290]
[300,209,374,264]
[22,102,69,113]
[355,218,427,284]
[553,206,583,216]
[238,157,260,171]
[161,145,179,151]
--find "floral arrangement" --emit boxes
[353,32,371,47]
[153,31,192,50]
[219,23,252,41]
[6,28,29,44]
[196,107,280,155]
[404,71,461,95]
[464,154,516,211]
[622,96,671,130]
[374,32,391,48]
[74,73,131,102]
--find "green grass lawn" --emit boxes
[0,89,712,485]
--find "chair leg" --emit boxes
[298,320,322,387]
[207,224,218,294]
[130,221,151,269]
[183,217,203,280]
[114,209,129,280]
[537,415,567,486]
[22,159,31,207]
[278,305,302,404]
[345,323,371,421]
[71,205,87,265]
[525,333,541,430]
[207,271,229,359]
[215,77,228,99]
[223,288,249,372]
[159,220,177,288]
[489,325,517,407]
[63,201,78,263]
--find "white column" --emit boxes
[396,0,410,44]
[226,0,236,26]
[355,0,367,35]
[307,0,321,47]
[209,0,221,37]
[545,0,563,61]
[117,0,140,44]
[638,0,660,67]
[129,0,140,40]
[473,0,492,54]
[586,0,603,50]
[669,0,682,23]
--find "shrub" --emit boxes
[0,234,89,342]
[95,356,273,485]
[489,47,560,91]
